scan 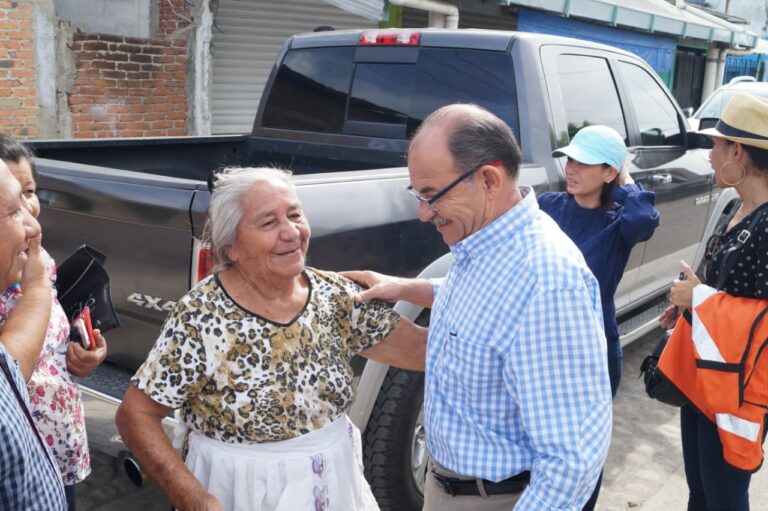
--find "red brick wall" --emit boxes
[69,0,190,138]
[0,1,38,138]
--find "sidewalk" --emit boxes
[598,333,768,511]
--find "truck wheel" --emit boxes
[363,367,426,511]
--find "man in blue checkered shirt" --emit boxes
[0,161,66,510]
[346,104,612,510]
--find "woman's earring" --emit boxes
[719,160,747,187]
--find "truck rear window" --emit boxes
[261,47,519,141]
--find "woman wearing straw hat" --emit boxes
[539,125,660,510]
[667,93,768,510]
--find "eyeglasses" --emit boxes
[406,161,500,212]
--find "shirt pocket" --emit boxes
[442,331,500,396]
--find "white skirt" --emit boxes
[181,415,380,511]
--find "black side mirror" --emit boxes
[690,117,717,149]
[698,117,718,130]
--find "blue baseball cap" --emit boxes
[552,125,627,170]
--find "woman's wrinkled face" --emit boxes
[7,157,39,218]
[0,162,41,289]
[227,180,310,280]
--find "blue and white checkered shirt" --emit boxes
[425,187,612,510]
[0,344,66,510]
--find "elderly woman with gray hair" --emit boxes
[116,167,427,511]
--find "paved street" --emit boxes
[76,333,768,510]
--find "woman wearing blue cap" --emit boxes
[538,125,660,511]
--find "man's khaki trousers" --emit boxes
[422,459,522,511]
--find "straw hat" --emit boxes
[698,93,768,150]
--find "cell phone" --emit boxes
[672,270,687,317]
[72,306,96,350]
[71,318,88,349]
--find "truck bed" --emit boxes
[29,135,409,181]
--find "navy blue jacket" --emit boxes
[538,184,660,339]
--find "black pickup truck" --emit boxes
[30,29,714,509]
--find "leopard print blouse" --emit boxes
[132,267,401,443]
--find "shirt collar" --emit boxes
[450,186,537,262]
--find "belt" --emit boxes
[432,470,530,497]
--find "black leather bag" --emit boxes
[55,245,121,333]
[640,329,688,407]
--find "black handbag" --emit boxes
[55,245,121,333]
[640,322,689,407]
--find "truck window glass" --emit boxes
[349,49,518,140]
[409,49,518,139]
[261,47,355,133]
[348,64,414,125]
[262,47,518,142]
[556,54,627,141]
[697,89,726,119]
[618,61,683,146]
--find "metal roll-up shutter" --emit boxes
[211,0,377,134]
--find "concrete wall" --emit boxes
[54,0,153,39]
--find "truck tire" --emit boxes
[363,366,426,511]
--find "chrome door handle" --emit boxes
[649,173,672,185]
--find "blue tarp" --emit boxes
[724,54,763,83]
[517,8,676,76]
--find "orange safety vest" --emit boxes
[658,285,768,472]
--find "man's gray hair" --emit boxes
[204,166,294,272]
[415,104,522,178]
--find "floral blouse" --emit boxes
[0,250,90,485]
[132,267,401,443]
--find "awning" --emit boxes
[517,8,676,76]
[321,0,385,20]
[505,0,758,49]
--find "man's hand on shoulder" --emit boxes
[340,270,406,304]
[341,270,436,309]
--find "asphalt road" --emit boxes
[76,332,768,510]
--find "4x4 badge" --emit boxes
[127,293,175,312]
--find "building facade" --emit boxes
[0,0,759,139]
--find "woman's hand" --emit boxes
[3,233,52,381]
[668,261,700,310]
[658,304,679,330]
[66,329,107,377]
[20,233,49,291]
[616,162,634,186]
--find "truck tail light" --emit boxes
[191,240,214,286]
[358,30,420,46]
